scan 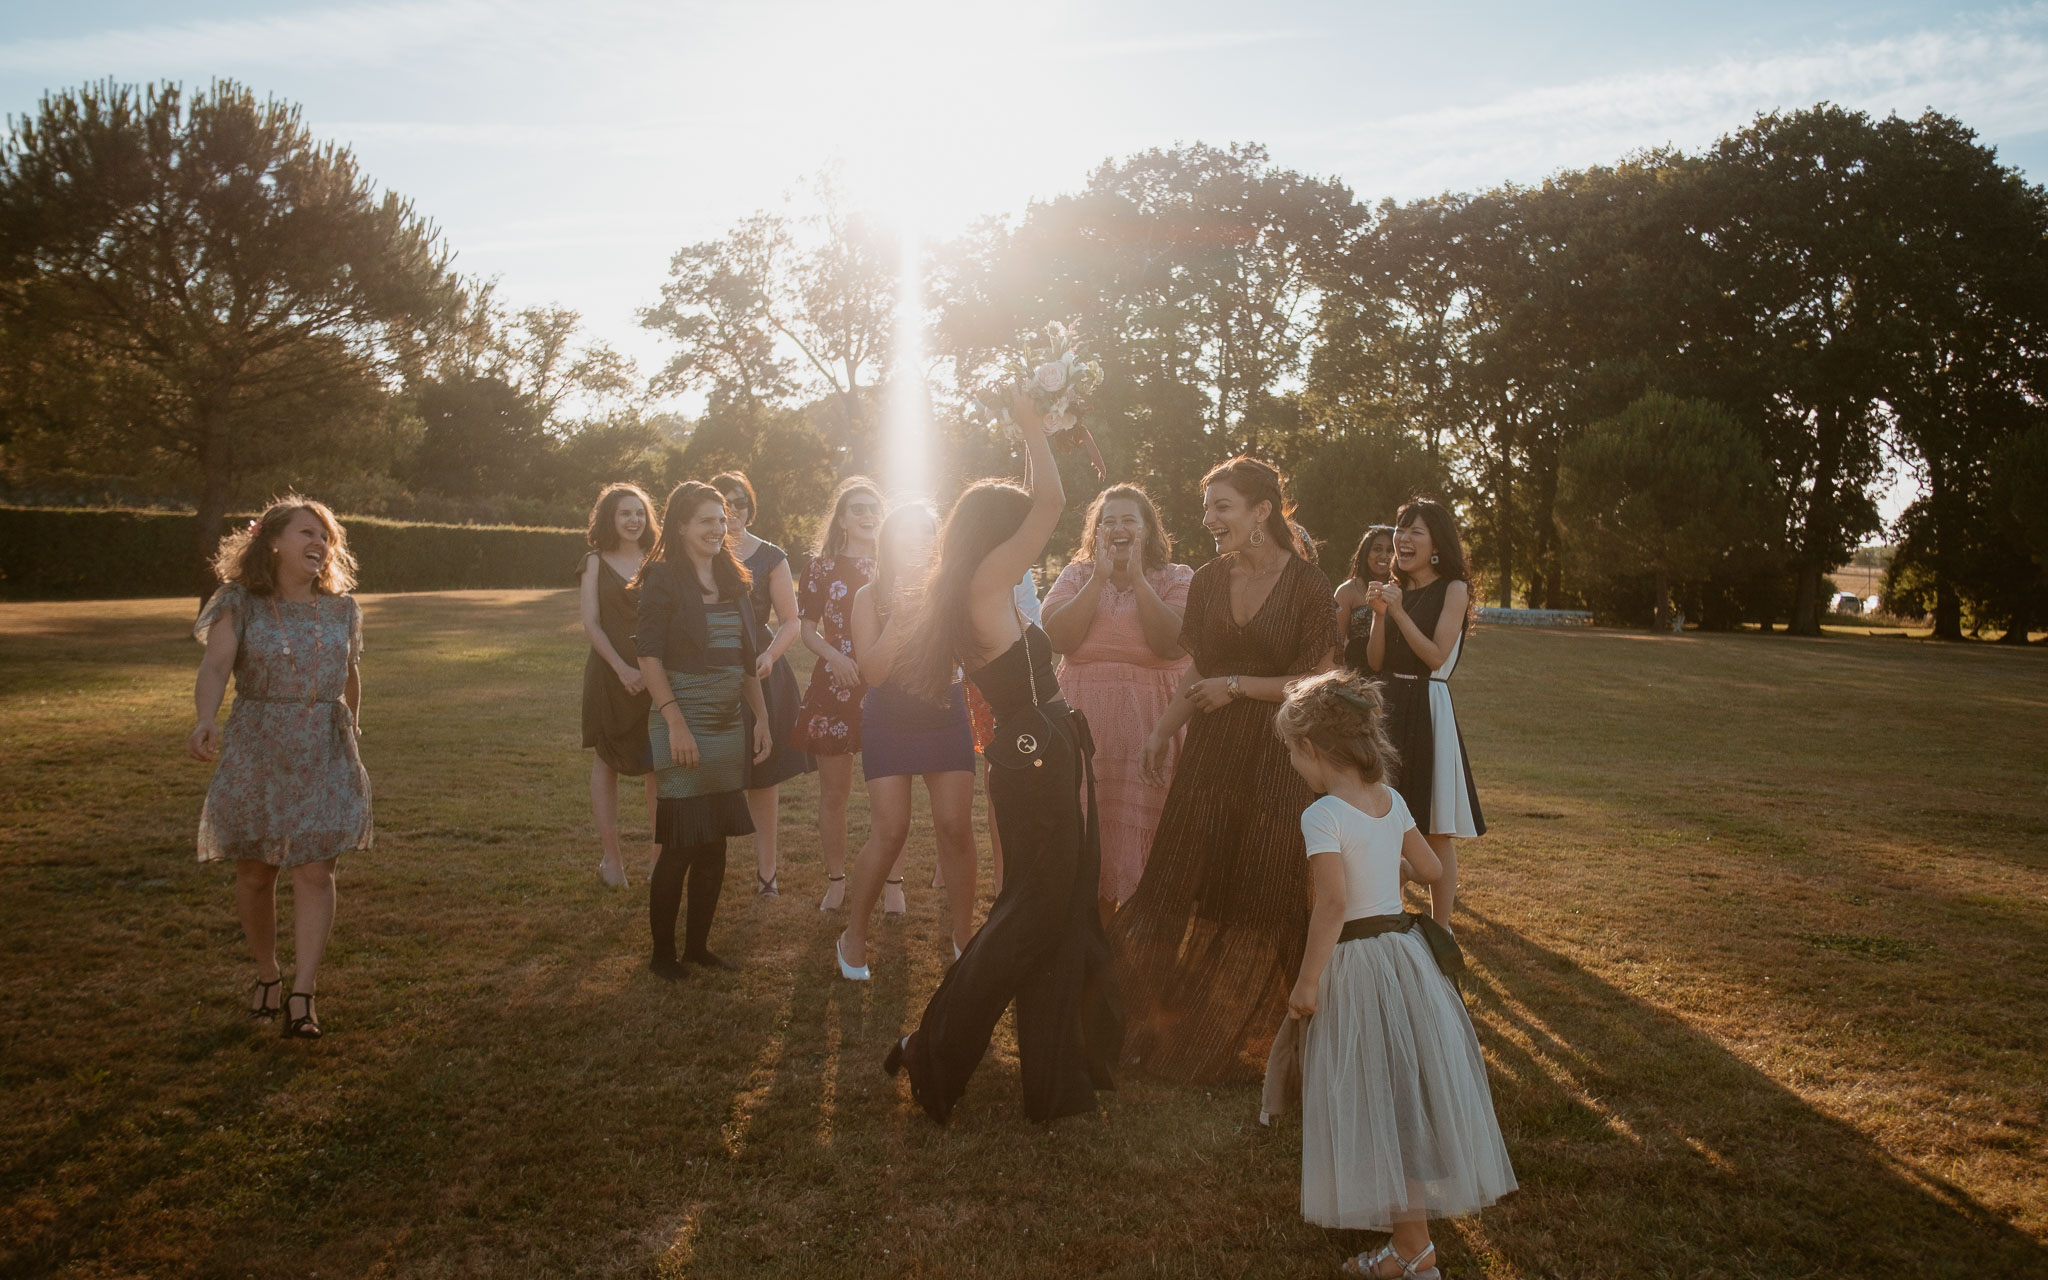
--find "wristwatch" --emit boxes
[1226,674,1241,700]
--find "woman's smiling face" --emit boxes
[273,510,330,583]
[1394,516,1436,575]
[613,495,648,548]
[684,497,728,561]
[840,491,882,547]
[1201,481,1267,555]
[1098,497,1146,565]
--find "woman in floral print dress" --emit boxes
[797,477,882,910]
[189,496,373,1040]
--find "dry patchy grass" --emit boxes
[1,591,2044,1278]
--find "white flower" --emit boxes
[1035,362,1068,393]
[1045,405,1077,434]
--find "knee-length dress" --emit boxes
[580,554,652,776]
[1375,577,1485,839]
[194,584,373,867]
[1108,553,1339,1084]
[637,562,758,848]
[901,625,1123,1124]
[795,554,873,756]
[1042,560,1194,905]
[741,539,815,788]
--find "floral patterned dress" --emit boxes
[194,584,373,867]
[795,554,873,756]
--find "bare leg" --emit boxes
[590,756,626,885]
[746,784,780,890]
[840,775,912,967]
[1383,1186,1434,1276]
[883,837,912,917]
[1427,834,1457,925]
[925,770,978,951]
[287,859,338,1028]
[817,753,854,909]
[235,861,283,1010]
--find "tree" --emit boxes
[0,81,462,592]
[640,214,794,410]
[1558,392,1779,630]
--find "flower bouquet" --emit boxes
[969,320,1107,477]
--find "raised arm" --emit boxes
[971,393,1063,609]
[1131,567,1187,659]
[1039,563,1102,654]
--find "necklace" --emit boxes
[267,595,324,699]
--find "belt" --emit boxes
[1385,672,1449,684]
[1337,911,1466,991]
[235,694,356,753]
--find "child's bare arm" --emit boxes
[1289,851,1349,1018]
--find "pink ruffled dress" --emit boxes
[1042,561,1194,904]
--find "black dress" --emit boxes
[898,625,1124,1125]
[581,555,652,776]
[741,540,815,788]
[1341,604,1375,674]
[1374,577,1486,838]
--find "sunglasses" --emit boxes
[845,501,882,517]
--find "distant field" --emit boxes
[2,592,2044,1278]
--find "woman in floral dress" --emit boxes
[189,496,373,1040]
[797,477,882,910]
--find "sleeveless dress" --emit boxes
[581,555,652,776]
[1041,561,1194,905]
[796,554,872,755]
[898,625,1124,1125]
[194,584,373,867]
[647,601,756,846]
[741,540,815,788]
[1108,554,1340,1084]
[1341,604,1375,674]
[1374,578,1485,838]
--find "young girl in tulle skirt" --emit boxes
[1276,670,1516,1279]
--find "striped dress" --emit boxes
[648,602,754,846]
[1108,553,1340,1084]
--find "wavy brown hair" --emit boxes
[640,481,752,601]
[1272,668,1400,786]
[1201,456,1314,563]
[812,475,883,558]
[585,482,657,553]
[1073,483,1173,572]
[896,480,1032,702]
[209,494,357,596]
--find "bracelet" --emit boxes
[654,700,679,714]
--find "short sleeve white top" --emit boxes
[1299,790,1417,921]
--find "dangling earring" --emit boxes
[1249,527,1264,547]
[1430,553,1439,565]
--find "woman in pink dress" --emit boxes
[1040,484,1193,921]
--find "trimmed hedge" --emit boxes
[0,506,588,600]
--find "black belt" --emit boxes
[1337,911,1466,991]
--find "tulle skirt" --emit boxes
[1301,931,1516,1230]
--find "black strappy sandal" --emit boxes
[818,873,845,911]
[757,870,779,897]
[248,977,283,1021]
[281,991,322,1040]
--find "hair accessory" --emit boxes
[247,519,260,534]
[1334,688,1378,714]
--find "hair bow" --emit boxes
[1333,687,1378,713]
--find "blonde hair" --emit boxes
[209,495,357,596]
[1272,668,1399,785]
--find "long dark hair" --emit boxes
[585,482,657,553]
[874,502,935,621]
[1075,483,1173,572]
[1201,456,1313,563]
[1393,498,1468,587]
[640,481,752,600]
[896,480,1032,701]
[812,475,883,558]
[1348,525,1395,582]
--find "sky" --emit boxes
[5,0,2046,515]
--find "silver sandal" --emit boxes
[1342,1241,1437,1279]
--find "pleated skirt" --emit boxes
[1300,930,1516,1230]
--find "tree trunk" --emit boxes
[192,408,233,607]
[1789,403,1845,637]
[1927,455,1964,642]
[1494,465,1514,608]
[1999,592,2034,645]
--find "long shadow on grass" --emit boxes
[1457,907,2046,1280]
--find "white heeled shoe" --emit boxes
[835,933,870,982]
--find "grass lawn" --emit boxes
[2,590,2045,1279]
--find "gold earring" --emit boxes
[1249,528,1264,547]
